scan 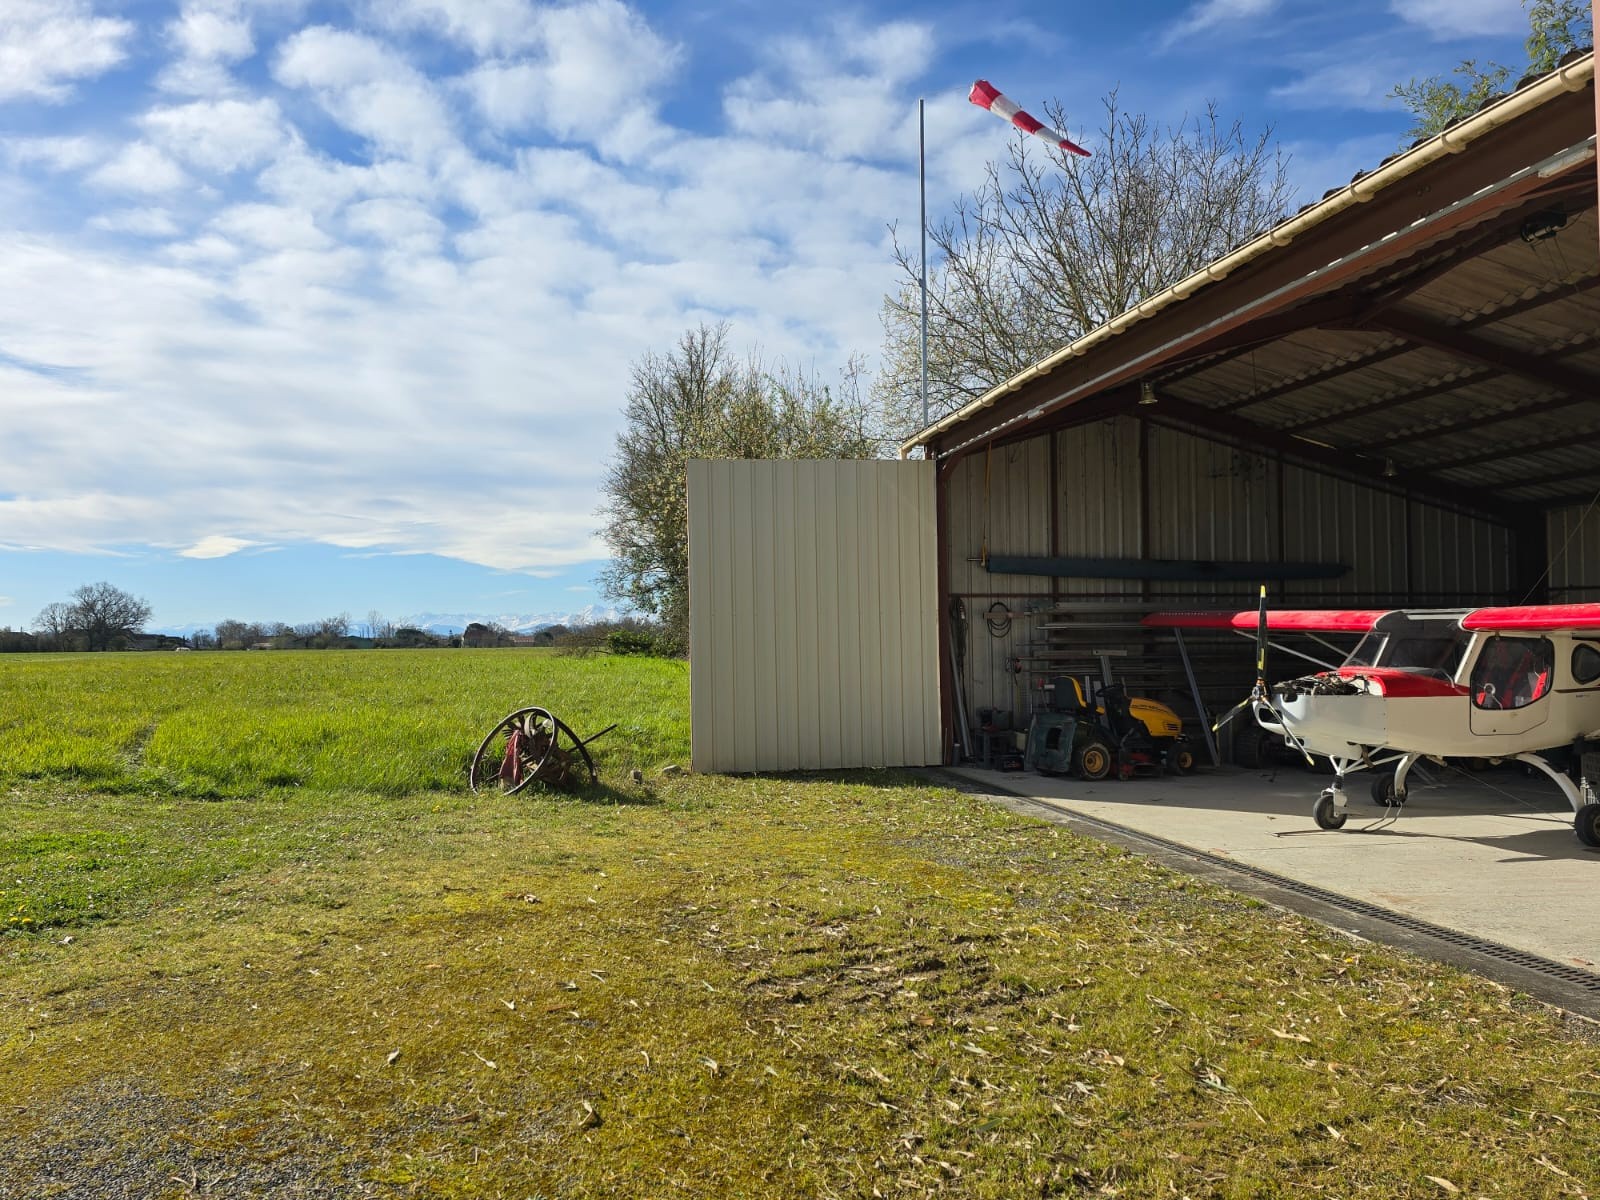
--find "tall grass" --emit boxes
[0,649,687,797]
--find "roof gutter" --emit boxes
[899,52,1595,460]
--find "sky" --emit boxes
[0,0,1537,632]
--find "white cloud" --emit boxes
[1388,0,1525,38]
[88,143,190,194]
[462,0,681,152]
[722,19,932,160]
[275,26,459,162]
[210,202,330,250]
[371,0,540,55]
[143,97,289,172]
[179,535,257,558]
[1271,59,1409,112]
[0,0,135,102]
[1160,0,1279,48]
[4,135,105,171]
[170,4,255,62]
[90,208,183,237]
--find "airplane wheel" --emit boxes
[1313,791,1347,831]
[1577,803,1600,849]
[1369,773,1406,807]
[1074,737,1114,781]
[1174,746,1198,774]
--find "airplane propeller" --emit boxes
[1213,585,1316,765]
[1212,585,1270,733]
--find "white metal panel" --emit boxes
[688,459,939,772]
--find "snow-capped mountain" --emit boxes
[150,606,625,639]
[397,605,624,636]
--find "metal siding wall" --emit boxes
[939,417,1518,722]
[688,459,939,772]
[1549,504,1600,601]
[1147,426,1275,603]
[948,436,1055,720]
[1057,418,1142,584]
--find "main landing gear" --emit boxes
[1306,749,1600,846]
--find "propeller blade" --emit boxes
[1211,696,1252,733]
[1254,584,1268,683]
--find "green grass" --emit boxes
[2,650,1598,1198]
[0,648,686,798]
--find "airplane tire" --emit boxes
[1313,791,1347,830]
[1369,773,1407,807]
[1577,803,1600,849]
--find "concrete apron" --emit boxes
[948,761,1600,977]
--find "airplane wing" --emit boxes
[1460,602,1600,632]
[1142,609,1388,633]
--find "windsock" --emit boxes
[968,79,1089,157]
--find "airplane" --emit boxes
[1143,595,1600,847]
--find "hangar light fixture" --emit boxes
[1138,380,1159,406]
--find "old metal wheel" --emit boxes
[470,707,556,795]
[470,708,611,794]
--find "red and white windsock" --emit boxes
[968,79,1089,157]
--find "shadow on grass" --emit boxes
[719,768,936,791]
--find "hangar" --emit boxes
[689,51,1600,774]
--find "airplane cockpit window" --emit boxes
[1574,643,1600,686]
[1344,617,1467,678]
[1344,632,1384,668]
[1471,636,1554,710]
[1384,635,1467,678]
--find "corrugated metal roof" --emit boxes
[903,51,1600,521]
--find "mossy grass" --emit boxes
[2,653,1597,1197]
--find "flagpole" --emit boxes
[919,96,929,433]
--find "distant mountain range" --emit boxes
[150,605,624,639]
[398,606,624,636]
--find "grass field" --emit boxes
[2,650,1598,1198]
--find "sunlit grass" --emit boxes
[2,652,1597,1197]
[0,649,687,797]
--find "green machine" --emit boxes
[1023,678,1115,779]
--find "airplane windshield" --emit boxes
[1341,617,1467,678]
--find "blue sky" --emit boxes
[0,0,1535,631]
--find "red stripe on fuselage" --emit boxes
[1332,667,1468,697]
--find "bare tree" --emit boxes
[68,582,152,651]
[879,91,1293,437]
[33,602,80,651]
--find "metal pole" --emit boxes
[1173,629,1220,767]
[919,96,929,431]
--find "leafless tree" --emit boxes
[66,582,152,651]
[33,602,80,651]
[879,91,1294,437]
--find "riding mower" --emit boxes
[1024,676,1197,780]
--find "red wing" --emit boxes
[1142,609,1388,633]
[1461,602,1600,632]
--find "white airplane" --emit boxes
[1145,596,1600,846]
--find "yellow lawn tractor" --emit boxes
[1025,676,1197,780]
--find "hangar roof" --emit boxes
[904,52,1599,526]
